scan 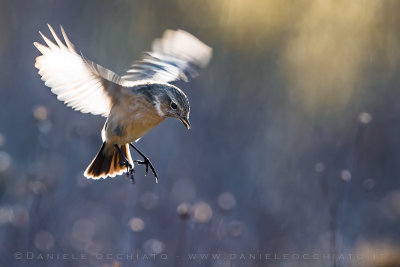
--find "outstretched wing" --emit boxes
[34,24,122,117]
[122,29,212,84]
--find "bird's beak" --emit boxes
[180,117,191,129]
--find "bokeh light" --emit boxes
[176,202,192,220]
[193,202,213,223]
[128,217,145,232]
[217,192,236,210]
[227,221,243,238]
[340,169,352,182]
[33,105,49,121]
[139,192,158,210]
[143,239,165,255]
[34,230,55,251]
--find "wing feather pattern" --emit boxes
[122,29,212,84]
[34,24,121,117]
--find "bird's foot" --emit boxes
[120,161,135,184]
[134,158,158,183]
[130,143,158,183]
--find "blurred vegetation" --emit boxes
[1,0,400,266]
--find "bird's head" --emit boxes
[136,83,191,129]
[158,84,191,129]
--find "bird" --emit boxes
[33,24,212,183]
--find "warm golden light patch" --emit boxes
[280,0,384,110]
[207,0,400,111]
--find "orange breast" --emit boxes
[104,94,164,144]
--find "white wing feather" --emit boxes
[34,24,119,117]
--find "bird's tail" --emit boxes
[84,142,132,179]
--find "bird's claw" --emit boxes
[134,158,158,183]
[120,161,132,169]
[120,161,135,184]
[129,143,158,183]
[126,168,135,184]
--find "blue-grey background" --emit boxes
[1,0,400,266]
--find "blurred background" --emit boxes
[1,0,400,266]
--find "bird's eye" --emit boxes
[171,102,178,109]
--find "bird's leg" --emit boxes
[114,144,135,183]
[129,143,158,183]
